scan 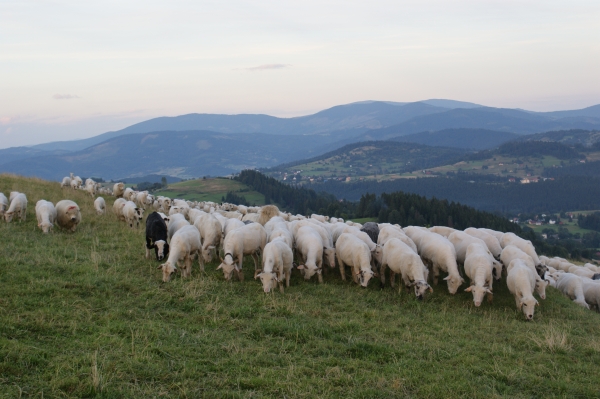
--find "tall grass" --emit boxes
[1,173,600,398]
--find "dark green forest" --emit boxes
[311,175,600,214]
[236,170,592,259]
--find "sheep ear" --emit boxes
[464,286,473,292]
[254,269,262,279]
[535,301,539,307]
[428,286,433,293]
[443,276,451,281]
[296,264,305,270]
[217,264,223,270]
[254,273,262,280]
[486,289,493,295]
[157,264,163,269]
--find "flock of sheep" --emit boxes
[2,173,600,322]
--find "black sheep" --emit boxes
[146,212,170,261]
[361,222,380,244]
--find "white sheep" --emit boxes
[114,183,124,196]
[94,197,106,215]
[500,245,548,299]
[581,279,600,311]
[463,227,503,259]
[500,233,544,277]
[429,226,457,238]
[4,193,27,222]
[35,200,56,233]
[113,198,127,221]
[193,213,222,266]
[123,201,144,228]
[55,200,81,232]
[418,231,464,294]
[335,233,374,288]
[294,225,325,283]
[0,192,9,217]
[167,214,190,242]
[217,223,267,282]
[60,176,71,188]
[255,238,294,293]
[463,243,494,307]
[377,225,418,253]
[378,238,431,299]
[291,220,336,269]
[158,225,202,282]
[448,230,503,280]
[555,273,590,309]
[507,259,539,320]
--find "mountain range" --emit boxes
[1,99,600,180]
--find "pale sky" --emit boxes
[1,0,599,149]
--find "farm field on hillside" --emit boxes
[1,174,600,398]
[153,177,265,205]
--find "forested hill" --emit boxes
[235,170,520,233]
[311,175,600,215]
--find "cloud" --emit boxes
[243,64,291,71]
[52,94,80,100]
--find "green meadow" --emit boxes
[153,178,265,205]
[1,174,600,398]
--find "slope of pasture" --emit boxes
[1,174,600,398]
[153,177,265,205]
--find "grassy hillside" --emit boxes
[153,177,265,205]
[1,174,600,397]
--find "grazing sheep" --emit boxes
[418,231,464,294]
[507,259,539,320]
[0,192,9,217]
[555,273,590,309]
[477,228,505,242]
[463,227,503,259]
[581,279,600,311]
[94,197,106,215]
[377,225,418,253]
[217,223,267,282]
[55,200,81,232]
[113,198,128,221]
[255,238,294,293]
[167,214,190,242]
[294,225,325,283]
[4,193,27,222]
[500,245,548,299]
[360,222,380,243]
[158,225,201,282]
[60,176,71,188]
[193,213,223,267]
[123,201,144,228]
[501,232,546,278]
[336,233,375,288]
[35,200,56,233]
[463,243,494,307]
[448,230,503,280]
[429,226,457,238]
[258,205,280,226]
[378,238,431,299]
[291,220,336,269]
[146,212,170,261]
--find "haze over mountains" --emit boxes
[1,99,600,181]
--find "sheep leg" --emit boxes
[379,262,387,288]
[337,254,346,281]
[352,266,359,284]
[237,257,244,282]
[198,250,205,272]
[433,264,440,286]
